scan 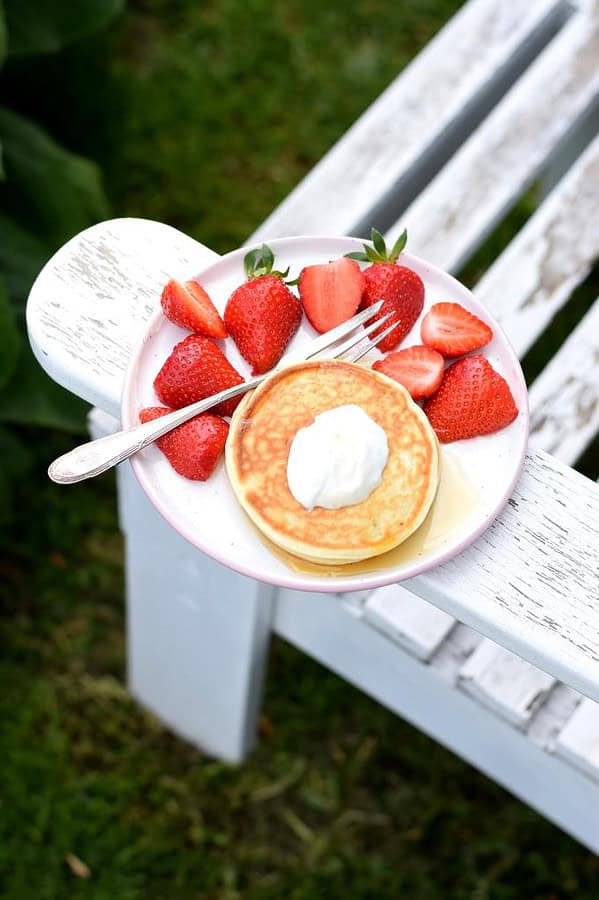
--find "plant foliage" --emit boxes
[0,1,122,515]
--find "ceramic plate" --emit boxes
[121,235,529,593]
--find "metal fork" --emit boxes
[48,300,399,484]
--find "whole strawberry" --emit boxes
[139,407,229,481]
[224,244,302,374]
[423,355,518,443]
[154,334,244,417]
[347,227,424,352]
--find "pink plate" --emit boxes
[121,235,529,593]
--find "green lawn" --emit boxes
[1,1,599,897]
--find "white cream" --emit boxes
[286,404,388,511]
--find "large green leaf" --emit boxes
[0,343,88,433]
[0,275,19,389]
[4,0,124,57]
[0,424,34,526]
[0,214,50,313]
[0,1,6,67]
[0,106,109,249]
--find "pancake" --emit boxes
[225,359,440,565]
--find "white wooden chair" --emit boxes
[27,0,599,852]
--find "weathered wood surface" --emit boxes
[555,699,599,782]
[528,684,582,749]
[359,136,599,719]
[457,642,555,728]
[362,584,455,660]
[475,134,599,358]
[387,1,599,272]
[250,0,565,241]
[27,219,219,417]
[410,451,599,702]
[528,299,599,462]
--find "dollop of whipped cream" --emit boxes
[286,404,388,511]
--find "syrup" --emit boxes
[262,449,478,577]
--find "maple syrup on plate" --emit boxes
[261,449,479,577]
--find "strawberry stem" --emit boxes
[244,244,290,281]
[344,226,408,264]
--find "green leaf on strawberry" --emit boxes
[345,226,408,264]
[244,243,289,281]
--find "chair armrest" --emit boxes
[26,217,219,416]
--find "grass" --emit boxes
[3,434,599,899]
[2,1,599,897]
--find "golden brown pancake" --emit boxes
[226,360,440,565]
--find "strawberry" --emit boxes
[298,257,364,333]
[161,278,227,339]
[421,302,493,358]
[139,406,229,481]
[373,345,444,400]
[154,334,244,417]
[224,244,302,374]
[423,355,518,443]
[346,227,424,352]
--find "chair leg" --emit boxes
[89,408,275,763]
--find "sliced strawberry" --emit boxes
[423,355,518,443]
[153,334,244,417]
[421,302,492,358]
[298,257,364,333]
[373,345,444,400]
[161,278,227,339]
[140,406,229,480]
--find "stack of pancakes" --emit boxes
[226,360,439,565]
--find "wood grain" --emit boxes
[388,1,599,272]
[457,642,555,728]
[27,218,219,416]
[250,0,564,240]
[555,698,599,782]
[474,134,599,358]
[528,299,599,462]
[363,584,455,660]
[410,450,599,702]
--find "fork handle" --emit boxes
[48,376,263,484]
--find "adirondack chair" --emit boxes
[27,0,599,852]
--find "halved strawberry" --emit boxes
[373,346,444,400]
[298,257,365,333]
[161,278,227,339]
[421,302,492,358]
[140,406,229,480]
[153,334,244,417]
[423,355,518,442]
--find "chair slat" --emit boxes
[363,585,455,660]
[475,134,599,357]
[528,299,599,463]
[250,0,564,241]
[527,684,583,749]
[555,699,599,782]
[387,2,599,272]
[457,642,555,728]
